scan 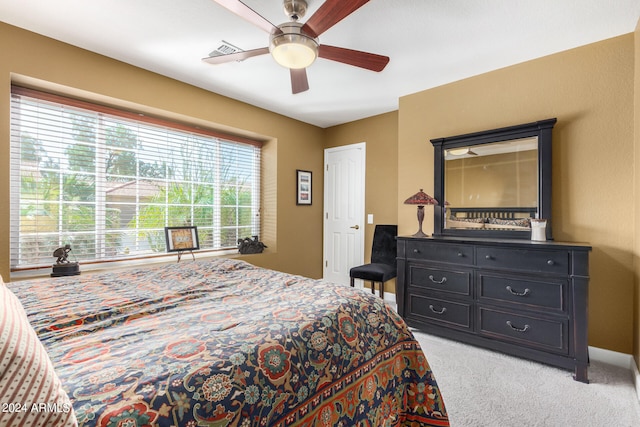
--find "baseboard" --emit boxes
[383,292,396,306]
[589,345,635,370]
[589,346,640,405]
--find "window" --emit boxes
[10,86,261,270]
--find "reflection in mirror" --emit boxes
[431,118,556,240]
[444,137,537,232]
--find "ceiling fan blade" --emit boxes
[319,45,389,72]
[210,0,279,33]
[290,68,309,94]
[302,0,370,38]
[202,47,270,64]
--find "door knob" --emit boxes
[350,225,360,230]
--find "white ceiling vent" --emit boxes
[209,41,244,58]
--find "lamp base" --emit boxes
[412,205,430,238]
[411,230,430,238]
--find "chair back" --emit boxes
[370,225,398,267]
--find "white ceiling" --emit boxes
[1,0,639,128]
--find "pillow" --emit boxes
[0,275,78,427]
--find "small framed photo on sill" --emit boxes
[165,226,200,252]
[296,169,312,205]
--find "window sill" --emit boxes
[10,248,242,281]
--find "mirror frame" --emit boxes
[431,118,557,240]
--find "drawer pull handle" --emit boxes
[413,249,420,253]
[457,252,464,257]
[506,321,530,333]
[547,260,554,265]
[429,304,447,315]
[485,255,493,260]
[506,286,530,297]
[428,275,447,284]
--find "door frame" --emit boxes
[322,142,366,285]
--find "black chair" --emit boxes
[349,225,398,298]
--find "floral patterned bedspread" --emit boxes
[10,258,448,426]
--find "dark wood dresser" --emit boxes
[396,236,591,382]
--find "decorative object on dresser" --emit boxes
[530,218,548,241]
[349,224,398,298]
[404,189,438,237]
[396,236,591,382]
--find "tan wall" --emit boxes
[0,23,325,280]
[398,34,635,354]
[324,111,398,293]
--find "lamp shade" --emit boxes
[404,189,438,206]
[404,189,437,238]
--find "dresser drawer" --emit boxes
[405,240,473,265]
[408,294,472,330]
[409,264,471,296]
[477,246,568,274]
[478,307,568,354]
[478,274,566,312]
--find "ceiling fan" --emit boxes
[203,0,390,94]
[446,147,478,157]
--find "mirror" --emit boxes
[431,118,556,239]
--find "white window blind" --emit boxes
[10,86,261,270]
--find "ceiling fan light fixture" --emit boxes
[447,147,477,156]
[269,22,318,69]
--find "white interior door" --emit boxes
[323,143,365,285]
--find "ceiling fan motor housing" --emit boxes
[283,0,308,21]
[269,21,319,69]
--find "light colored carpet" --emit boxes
[412,330,640,427]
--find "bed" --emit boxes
[4,258,449,426]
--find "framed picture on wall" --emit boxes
[165,226,200,252]
[296,170,312,205]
